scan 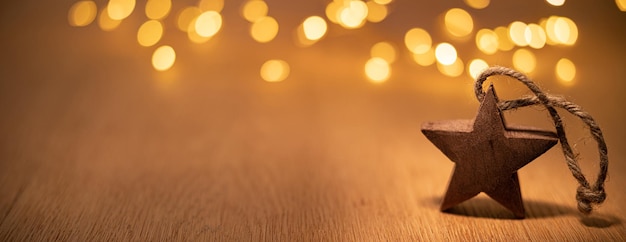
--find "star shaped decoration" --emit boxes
[421,84,558,218]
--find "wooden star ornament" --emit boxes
[421,84,558,218]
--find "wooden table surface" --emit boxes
[1,0,625,241]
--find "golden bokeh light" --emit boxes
[468,59,488,79]
[195,11,222,38]
[338,0,368,29]
[98,7,122,31]
[556,58,576,83]
[152,45,176,71]
[437,58,464,77]
[107,0,136,20]
[325,1,341,24]
[187,19,211,44]
[444,8,474,38]
[524,23,546,49]
[404,28,431,54]
[145,0,171,20]
[370,41,397,64]
[509,21,528,46]
[366,1,388,23]
[68,1,97,27]
[177,7,201,32]
[476,29,499,55]
[617,0,626,11]
[464,0,490,9]
[494,26,515,51]
[435,42,457,65]
[412,48,435,67]
[137,20,163,47]
[512,49,536,73]
[198,0,224,12]
[373,0,392,4]
[546,0,565,6]
[242,0,268,23]
[251,16,279,43]
[365,57,391,83]
[261,59,290,82]
[554,17,578,45]
[302,16,327,41]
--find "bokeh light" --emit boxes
[242,0,268,22]
[195,11,222,38]
[338,0,368,29]
[177,7,201,32]
[187,19,211,44]
[412,48,435,67]
[435,42,457,65]
[137,20,163,47]
[198,0,224,12]
[365,57,390,83]
[261,59,290,82]
[546,0,565,6]
[107,0,136,20]
[98,6,122,31]
[468,59,488,79]
[556,58,576,83]
[464,0,490,9]
[524,23,546,49]
[512,49,536,73]
[494,26,515,51]
[373,0,392,4]
[145,0,171,20]
[404,28,431,54]
[302,16,327,41]
[251,16,279,43]
[618,0,626,11]
[152,45,176,71]
[370,41,397,63]
[476,29,499,55]
[509,21,528,46]
[366,1,388,23]
[437,58,464,77]
[444,8,474,38]
[553,17,578,45]
[68,1,97,27]
[325,1,341,24]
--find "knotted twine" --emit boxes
[474,66,608,214]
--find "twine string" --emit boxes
[474,66,608,214]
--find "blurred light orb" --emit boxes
[68,1,97,27]
[303,16,327,41]
[187,20,211,43]
[618,0,626,11]
[437,58,464,77]
[338,0,368,29]
[373,0,392,4]
[199,0,224,12]
[325,1,341,24]
[512,49,536,73]
[98,7,122,31]
[494,26,514,51]
[444,8,474,37]
[261,59,290,82]
[509,21,528,46]
[370,41,397,64]
[476,29,499,55]
[546,0,565,6]
[554,17,578,45]
[177,7,201,32]
[366,1,388,23]
[251,16,279,43]
[524,24,546,49]
[464,0,490,9]
[242,0,268,22]
[152,45,176,71]
[556,58,576,83]
[468,59,489,79]
[435,43,457,65]
[145,0,171,20]
[404,28,432,54]
[365,57,390,83]
[107,0,136,20]
[195,11,222,38]
[412,49,435,67]
[137,20,163,47]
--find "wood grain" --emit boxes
[1,0,625,241]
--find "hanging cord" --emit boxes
[474,66,609,214]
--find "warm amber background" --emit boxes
[1,0,625,240]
